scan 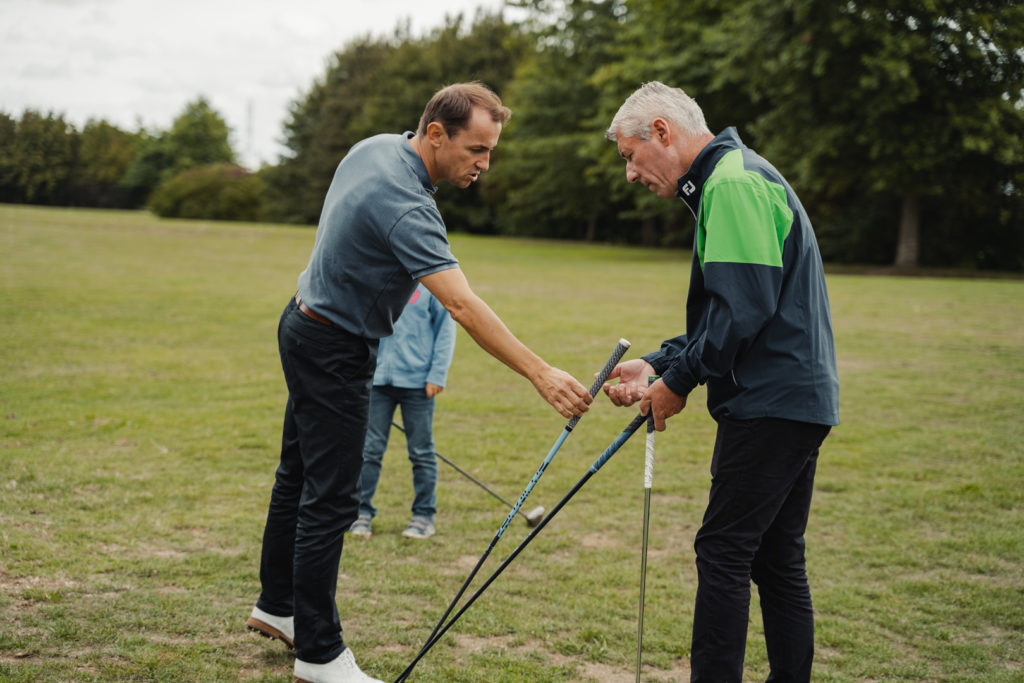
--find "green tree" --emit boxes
[650,0,1024,268]
[266,37,396,224]
[492,0,633,242]
[149,163,266,221]
[121,98,236,207]
[6,110,78,205]
[0,112,18,203]
[264,10,523,227]
[73,119,140,207]
[164,97,235,175]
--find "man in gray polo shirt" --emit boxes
[246,82,592,683]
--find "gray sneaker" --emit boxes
[349,514,372,538]
[401,516,435,539]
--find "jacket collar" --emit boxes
[675,126,744,217]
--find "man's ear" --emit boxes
[426,121,447,148]
[651,118,671,145]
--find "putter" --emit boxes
[636,376,657,682]
[394,412,648,682]
[391,421,545,527]
[397,339,631,681]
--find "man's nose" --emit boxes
[476,152,490,171]
[626,166,639,183]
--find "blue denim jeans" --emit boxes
[255,297,377,664]
[690,417,831,683]
[359,385,437,522]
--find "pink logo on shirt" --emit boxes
[409,289,421,304]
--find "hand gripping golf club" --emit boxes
[636,376,657,682]
[399,339,630,679]
[394,412,648,682]
[390,421,545,527]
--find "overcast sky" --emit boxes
[1,0,509,168]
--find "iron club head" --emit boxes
[524,505,545,527]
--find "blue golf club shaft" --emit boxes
[411,339,630,657]
[394,412,647,682]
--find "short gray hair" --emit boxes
[605,81,711,142]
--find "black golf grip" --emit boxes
[566,337,631,431]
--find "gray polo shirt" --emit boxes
[296,133,459,339]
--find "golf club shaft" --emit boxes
[394,412,647,682]
[495,338,631,540]
[637,376,656,682]
[391,421,531,523]
[414,339,630,654]
[637,489,650,683]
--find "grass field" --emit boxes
[1,204,1022,682]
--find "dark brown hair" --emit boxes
[416,82,512,137]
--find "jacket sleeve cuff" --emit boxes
[660,363,696,398]
[642,350,673,375]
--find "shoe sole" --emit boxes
[402,531,434,539]
[246,616,295,650]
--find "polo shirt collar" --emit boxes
[402,131,438,194]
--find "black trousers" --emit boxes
[690,417,831,683]
[255,297,378,663]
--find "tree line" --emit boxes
[0,97,265,221]
[2,0,1022,270]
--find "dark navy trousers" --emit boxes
[255,297,378,663]
[690,417,831,683]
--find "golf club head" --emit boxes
[524,505,545,527]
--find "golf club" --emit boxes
[394,411,648,682]
[636,376,657,682]
[405,339,631,674]
[390,421,545,527]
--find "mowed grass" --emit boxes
[1,204,1022,682]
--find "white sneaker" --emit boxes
[401,516,435,539]
[349,514,373,538]
[293,647,383,683]
[246,605,295,649]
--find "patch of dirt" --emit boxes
[580,531,621,550]
[451,632,690,682]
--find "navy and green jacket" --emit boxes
[643,127,839,426]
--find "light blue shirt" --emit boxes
[374,284,456,389]
[296,133,459,339]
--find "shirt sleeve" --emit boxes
[425,293,456,387]
[388,205,459,279]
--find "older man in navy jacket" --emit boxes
[603,82,839,683]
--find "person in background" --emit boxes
[350,282,455,540]
[246,82,592,683]
[602,81,839,683]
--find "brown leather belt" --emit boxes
[295,293,339,328]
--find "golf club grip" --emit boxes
[644,375,656,489]
[644,429,655,489]
[566,338,631,431]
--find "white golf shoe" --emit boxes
[246,605,295,649]
[293,647,383,683]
